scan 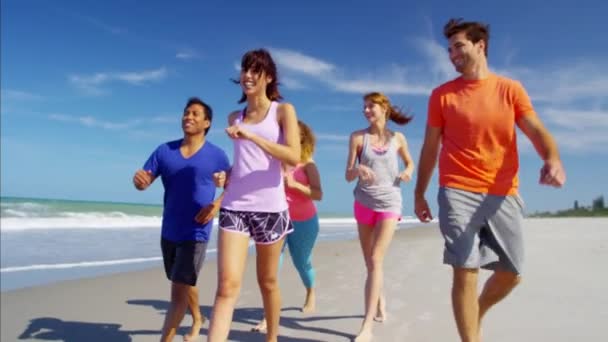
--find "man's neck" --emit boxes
[462,60,490,80]
[182,134,205,147]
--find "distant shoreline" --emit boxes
[1,195,163,208]
[530,209,608,218]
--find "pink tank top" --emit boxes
[285,164,317,221]
[221,101,288,212]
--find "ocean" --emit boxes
[0,197,420,292]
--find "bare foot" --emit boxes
[302,289,316,314]
[373,295,386,322]
[353,328,373,342]
[183,315,205,341]
[251,318,267,333]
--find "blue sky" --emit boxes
[2,0,607,215]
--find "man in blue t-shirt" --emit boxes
[133,97,230,342]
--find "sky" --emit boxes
[2,0,607,215]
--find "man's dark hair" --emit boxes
[184,97,213,135]
[443,18,490,56]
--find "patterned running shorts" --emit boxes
[218,209,293,244]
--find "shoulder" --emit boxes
[277,102,295,112]
[203,140,222,152]
[393,131,407,143]
[157,139,181,152]
[303,159,319,172]
[493,73,524,89]
[349,129,365,145]
[303,159,317,168]
[276,102,296,118]
[350,129,366,138]
[431,77,461,96]
[205,141,230,157]
[228,110,241,125]
[492,73,530,100]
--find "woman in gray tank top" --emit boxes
[345,92,415,342]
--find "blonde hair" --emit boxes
[363,92,413,125]
[298,120,316,162]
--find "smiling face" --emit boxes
[240,67,272,98]
[448,31,486,74]
[363,100,387,125]
[181,103,210,136]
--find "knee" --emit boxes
[294,258,313,273]
[366,254,384,272]
[171,283,190,302]
[216,277,241,299]
[257,274,279,294]
[499,273,521,289]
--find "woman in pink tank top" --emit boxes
[206,49,301,342]
[252,120,323,334]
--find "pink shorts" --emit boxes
[354,201,401,227]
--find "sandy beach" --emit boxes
[2,218,607,341]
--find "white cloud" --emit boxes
[269,47,433,95]
[331,77,430,96]
[270,48,335,77]
[176,50,199,60]
[412,38,458,82]
[150,115,178,124]
[280,76,307,90]
[67,12,126,35]
[552,131,608,152]
[49,113,142,130]
[1,90,45,101]
[543,108,608,130]
[494,63,608,153]
[265,42,606,153]
[493,63,608,104]
[69,67,168,95]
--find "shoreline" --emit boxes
[0,219,423,292]
[2,218,607,341]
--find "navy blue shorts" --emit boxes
[161,238,207,286]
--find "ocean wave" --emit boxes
[0,215,420,231]
[0,257,163,272]
[0,215,163,230]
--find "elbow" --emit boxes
[314,190,323,201]
[285,156,299,167]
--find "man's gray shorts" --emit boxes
[438,187,525,274]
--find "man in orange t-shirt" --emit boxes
[414,18,566,342]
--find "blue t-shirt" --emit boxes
[143,139,230,242]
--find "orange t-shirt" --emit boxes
[427,73,536,195]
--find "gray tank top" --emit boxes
[353,130,402,213]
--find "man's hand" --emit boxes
[540,159,566,188]
[195,200,221,224]
[414,195,433,223]
[133,170,153,191]
[213,171,227,188]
